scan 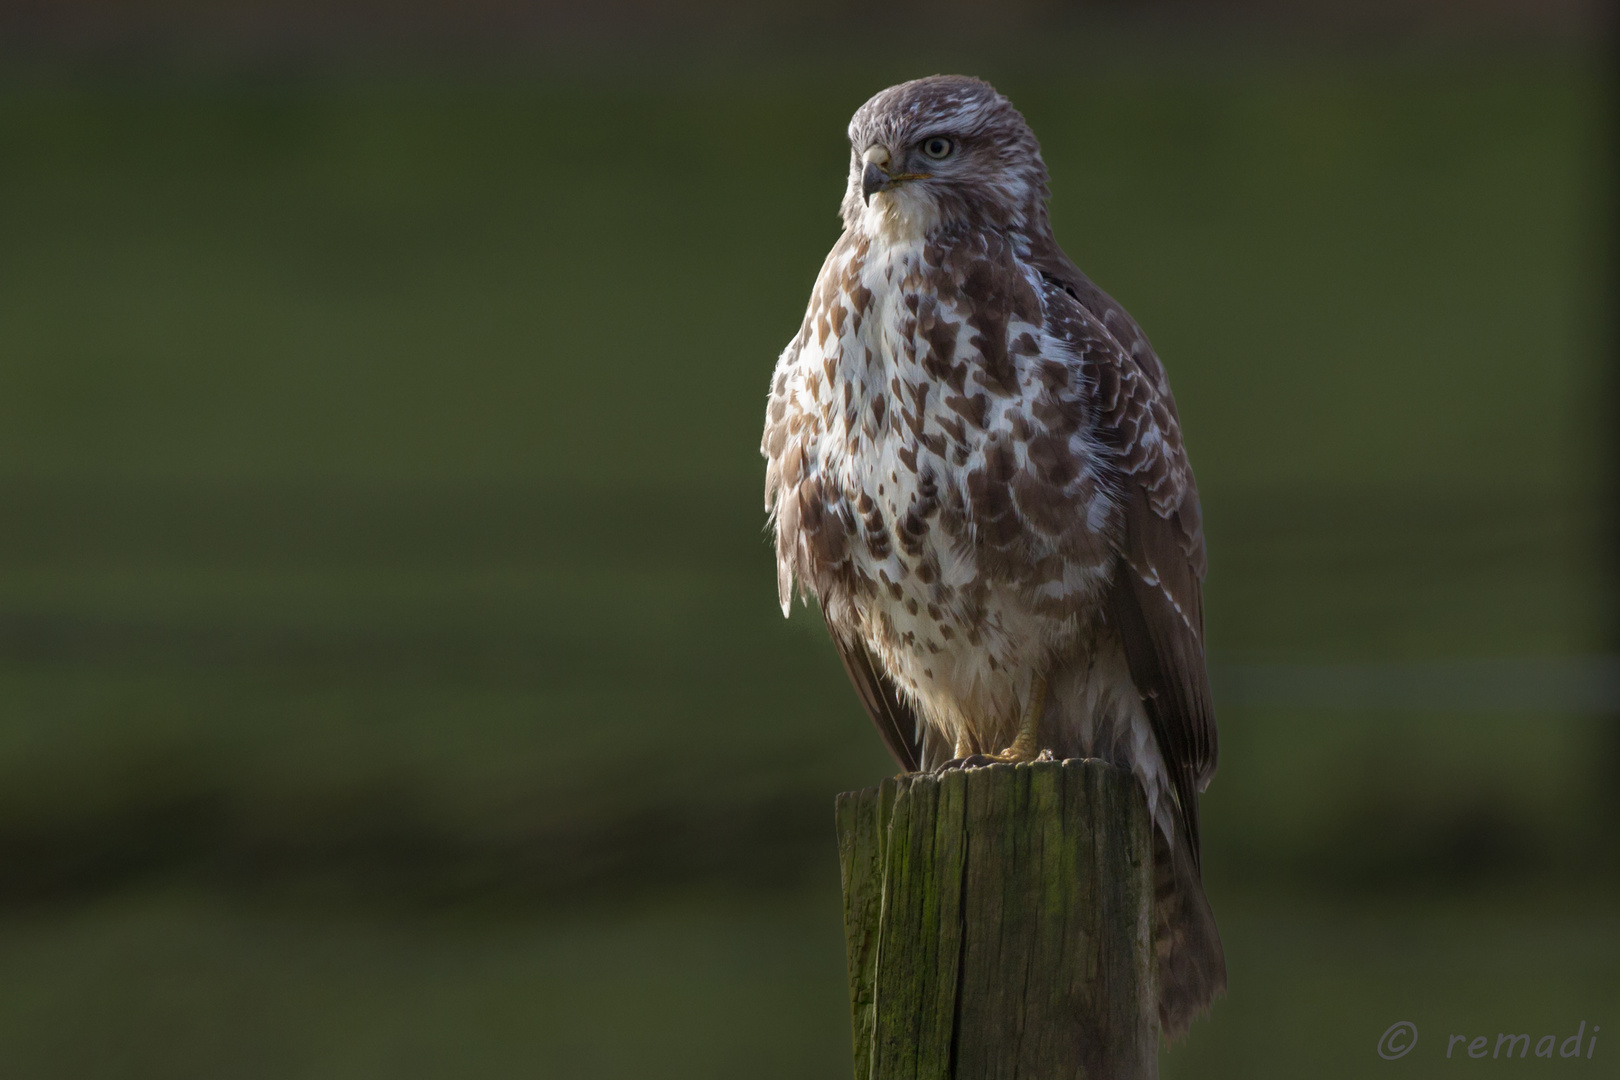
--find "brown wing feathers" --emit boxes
[1110,487,1215,861]
[824,613,924,773]
[1042,255,1219,862]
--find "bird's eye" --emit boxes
[921,136,954,161]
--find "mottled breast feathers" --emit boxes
[763,223,1215,824]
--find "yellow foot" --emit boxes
[932,674,1053,771]
[989,672,1049,762]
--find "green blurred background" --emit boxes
[0,3,1615,1076]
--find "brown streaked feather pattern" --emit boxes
[761,74,1224,1037]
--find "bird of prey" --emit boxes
[761,75,1224,1035]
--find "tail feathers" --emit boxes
[1153,824,1227,1039]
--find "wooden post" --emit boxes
[835,759,1158,1080]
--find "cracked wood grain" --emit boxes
[836,759,1157,1080]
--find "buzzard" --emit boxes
[761,75,1225,1036]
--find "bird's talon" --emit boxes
[986,744,1049,764]
[933,753,995,773]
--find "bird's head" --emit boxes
[840,75,1050,243]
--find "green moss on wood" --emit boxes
[835,759,1157,1080]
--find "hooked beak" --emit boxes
[861,159,889,204]
[861,145,929,205]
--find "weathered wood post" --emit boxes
[835,758,1157,1080]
